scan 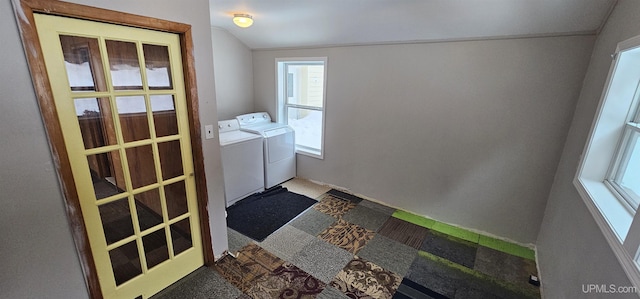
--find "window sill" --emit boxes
[295,148,323,159]
[574,177,640,288]
[575,177,633,242]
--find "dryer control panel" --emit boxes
[218,119,240,133]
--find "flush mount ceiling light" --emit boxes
[233,13,253,28]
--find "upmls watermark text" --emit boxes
[582,284,638,294]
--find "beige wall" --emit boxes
[212,28,255,120]
[0,0,227,297]
[537,0,640,297]
[253,35,594,244]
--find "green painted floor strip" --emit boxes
[431,222,480,243]
[391,209,536,261]
[478,235,536,261]
[392,210,436,228]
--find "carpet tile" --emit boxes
[473,246,539,295]
[318,219,375,254]
[227,228,252,255]
[259,225,316,261]
[247,262,326,298]
[169,181,540,299]
[274,263,327,296]
[358,199,397,216]
[327,189,365,203]
[342,204,391,231]
[393,277,448,299]
[331,256,402,299]
[151,267,242,299]
[291,238,353,283]
[213,255,260,292]
[237,243,285,272]
[377,217,429,249]
[317,286,351,299]
[289,208,336,236]
[408,251,538,299]
[314,194,357,218]
[357,235,418,277]
[419,230,478,269]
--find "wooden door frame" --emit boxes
[12,1,215,298]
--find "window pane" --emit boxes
[109,240,141,286]
[165,180,188,219]
[285,64,324,108]
[287,107,322,151]
[158,140,183,180]
[88,150,125,200]
[116,96,150,142]
[170,218,192,256]
[60,35,107,92]
[151,95,178,137]
[142,228,169,269]
[616,131,640,208]
[75,98,117,149]
[135,188,163,232]
[143,44,173,90]
[106,40,143,90]
[126,145,157,189]
[99,197,134,245]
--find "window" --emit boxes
[277,58,327,158]
[575,35,640,286]
[607,93,640,211]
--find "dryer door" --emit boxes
[265,129,295,163]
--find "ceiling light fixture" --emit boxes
[233,14,253,28]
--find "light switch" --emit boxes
[205,124,214,139]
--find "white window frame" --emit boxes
[575,34,640,288]
[276,57,328,159]
[606,93,640,211]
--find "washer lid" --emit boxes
[219,130,262,146]
[240,122,290,135]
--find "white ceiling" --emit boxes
[209,0,617,50]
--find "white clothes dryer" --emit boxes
[236,112,296,189]
[218,119,265,207]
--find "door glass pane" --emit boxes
[134,188,163,231]
[158,140,183,180]
[143,44,173,89]
[88,150,125,200]
[165,180,188,219]
[106,40,143,90]
[287,107,322,150]
[171,218,192,256]
[126,145,157,189]
[60,35,107,92]
[142,229,169,269]
[116,96,150,142]
[151,95,178,137]
[99,197,134,245]
[109,240,142,286]
[285,64,324,107]
[75,98,117,149]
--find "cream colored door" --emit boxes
[35,13,203,299]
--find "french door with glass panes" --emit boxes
[34,13,203,298]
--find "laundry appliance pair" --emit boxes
[217,112,296,207]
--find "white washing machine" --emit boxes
[236,112,296,189]
[218,119,265,207]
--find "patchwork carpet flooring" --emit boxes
[153,185,541,299]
